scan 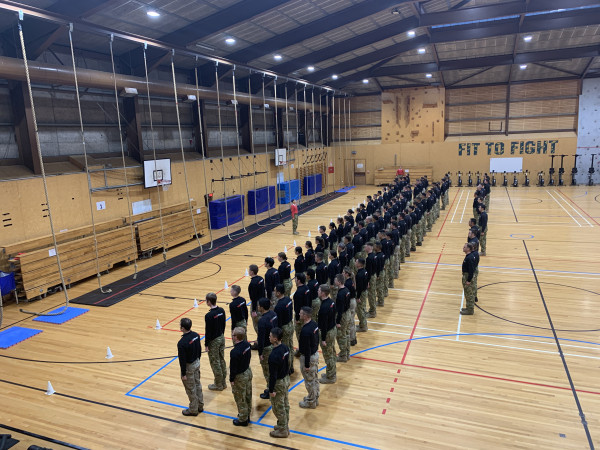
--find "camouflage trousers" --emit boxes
[405,231,411,255]
[410,228,417,248]
[356,290,368,330]
[252,310,262,335]
[348,297,357,342]
[231,367,252,421]
[260,345,273,388]
[336,310,351,360]
[385,258,393,290]
[442,193,447,209]
[393,246,400,278]
[207,335,227,388]
[416,222,423,244]
[282,321,295,371]
[485,194,490,211]
[283,278,293,297]
[312,298,321,324]
[182,358,203,413]
[480,231,487,253]
[367,274,377,315]
[329,284,339,302]
[232,319,247,334]
[292,216,298,233]
[376,271,386,306]
[473,208,480,222]
[270,376,290,432]
[300,352,320,405]
[426,211,433,231]
[462,273,477,312]
[321,327,337,380]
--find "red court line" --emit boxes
[556,189,600,226]
[437,189,461,238]
[163,306,196,327]
[351,355,600,396]
[400,246,445,364]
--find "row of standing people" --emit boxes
[176,174,452,438]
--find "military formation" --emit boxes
[462,174,491,314]
[177,172,478,439]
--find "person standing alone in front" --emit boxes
[177,318,203,416]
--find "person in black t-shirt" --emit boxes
[178,317,203,416]
[298,306,320,409]
[264,257,280,308]
[306,268,320,323]
[268,327,290,438]
[305,241,316,270]
[318,284,337,384]
[293,273,312,355]
[229,327,252,426]
[257,298,277,400]
[277,252,293,297]
[204,293,227,391]
[247,264,266,341]
[229,284,248,332]
[294,246,305,277]
[355,258,369,332]
[274,284,294,374]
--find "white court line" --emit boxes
[555,190,593,227]
[456,290,465,341]
[366,321,600,352]
[460,191,470,223]
[546,190,581,227]
[389,288,461,297]
[365,328,600,360]
[450,190,464,223]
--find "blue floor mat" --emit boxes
[335,186,356,193]
[0,326,42,349]
[32,306,89,324]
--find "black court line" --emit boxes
[505,187,519,222]
[476,281,600,332]
[0,423,90,450]
[522,241,595,449]
[0,378,297,450]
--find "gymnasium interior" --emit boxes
[0,0,599,449]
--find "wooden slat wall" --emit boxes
[335,96,381,141]
[446,80,579,136]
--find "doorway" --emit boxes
[353,159,366,185]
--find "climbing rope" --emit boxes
[142,43,168,265]
[17,13,69,316]
[109,34,139,280]
[169,50,204,251]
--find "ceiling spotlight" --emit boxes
[391,7,401,15]
[274,54,282,61]
[147,10,160,17]
[362,79,369,84]
[523,35,533,42]
[407,30,416,38]
[225,37,236,45]
[418,48,426,54]
[520,64,527,70]
[332,74,339,80]
[425,73,432,78]
[307,66,315,72]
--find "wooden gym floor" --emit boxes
[1,184,600,449]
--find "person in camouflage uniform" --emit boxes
[268,327,290,438]
[460,242,478,315]
[229,327,252,426]
[204,293,227,391]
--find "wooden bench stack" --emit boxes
[1,202,210,301]
[373,166,434,186]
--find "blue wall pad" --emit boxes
[0,271,16,295]
[209,195,245,229]
[303,175,317,195]
[315,173,323,193]
[248,186,276,215]
[0,326,42,349]
[32,306,89,324]
[278,179,301,204]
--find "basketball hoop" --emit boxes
[161,179,170,191]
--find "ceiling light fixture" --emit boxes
[418,48,426,54]
[523,35,533,42]
[425,73,432,78]
[391,7,401,15]
[407,30,416,38]
[225,37,236,45]
[332,74,339,80]
[274,54,282,61]
[362,79,369,84]
[147,10,160,17]
[307,66,315,72]
[520,64,527,70]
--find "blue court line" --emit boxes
[126,332,600,450]
[404,261,600,276]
